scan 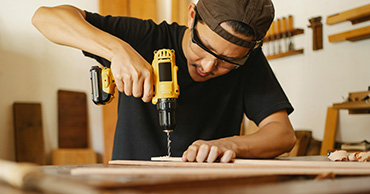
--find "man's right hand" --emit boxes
[110,45,154,102]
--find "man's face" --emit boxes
[184,8,253,82]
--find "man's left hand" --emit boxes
[182,139,237,163]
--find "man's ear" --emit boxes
[187,3,196,28]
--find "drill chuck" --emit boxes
[157,98,177,132]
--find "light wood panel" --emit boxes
[99,0,129,16]
[171,0,189,25]
[129,0,158,22]
[102,89,118,164]
[320,107,339,155]
[98,0,127,164]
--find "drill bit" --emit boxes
[166,131,172,157]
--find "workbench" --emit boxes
[1,156,370,193]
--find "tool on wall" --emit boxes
[264,28,270,56]
[287,15,295,51]
[281,17,288,53]
[270,21,276,55]
[90,49,179,157]
[276,19,282,54]
[308,16,323,50]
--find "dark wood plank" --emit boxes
[13,103,46,165]
[58,90,88,148]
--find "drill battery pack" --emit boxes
[90,66,116,105]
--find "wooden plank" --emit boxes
[328,26,370,43]
[58,90,88,148]
[52,149,97,165]
[327,4,370,25]
[13,103,46,165]
[320,107,339,155]
[111,158,370,169]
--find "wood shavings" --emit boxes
[328,150,348,161]
[328,150,370,162]
[357,152,370,162]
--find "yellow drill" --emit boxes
[90,48,179,133]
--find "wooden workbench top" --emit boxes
[3,156,370,193]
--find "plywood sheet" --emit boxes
[13,103,46,165]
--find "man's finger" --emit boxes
[132,78,143,98]
[185,145,198,162]
[123,76,132,96]
[196,144,210,163]
[207,146,219,163]
[115,79,124,93]
[182,151,188,162]
[141,76,153,102]
[220,150,235,163]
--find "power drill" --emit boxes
[90,49,179,155]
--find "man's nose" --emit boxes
[201,57,218,73]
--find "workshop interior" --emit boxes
[1,0,370,193]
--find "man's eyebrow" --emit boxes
[203,37,240,60]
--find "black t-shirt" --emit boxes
[83,11,294,160]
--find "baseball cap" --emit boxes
[196,0,275,48]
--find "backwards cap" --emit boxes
[196,0,274,48]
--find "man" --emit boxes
[32,0,296,163]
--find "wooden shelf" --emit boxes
[264,28,304,42]
[327,4,370,25]
[328,26,370,43]
[333,101,370,110]
[266,49,304,60]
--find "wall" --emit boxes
[270,0,370,142]
[1,0,369,162]
[0,0,100,162]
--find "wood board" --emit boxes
[58,90,88,148]
[110,157,370,169]
[13,103,46,165]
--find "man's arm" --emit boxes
[182,110,297,163]
[32,5,153,102]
